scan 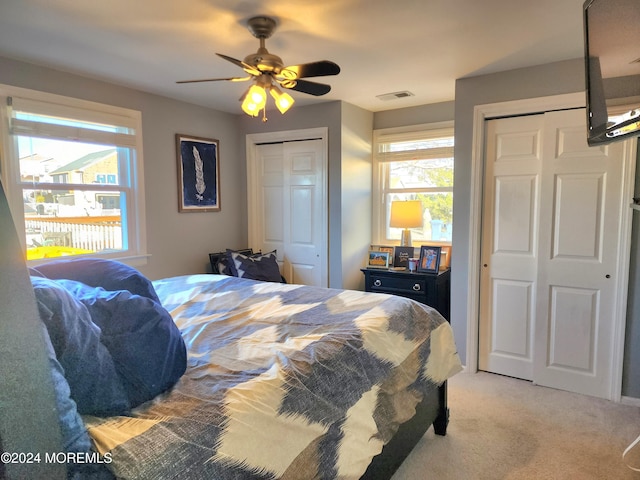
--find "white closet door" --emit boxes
[252,139,327,287]
[533,109,625,398]
[479,114,544,381]
[479,108,629,399]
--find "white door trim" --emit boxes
[246,127,329,285]
[466,92,635,401]
[612,138,637,400]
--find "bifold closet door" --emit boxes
[479,113,543,381]
[479,108,627,399]
[252,139,327,287]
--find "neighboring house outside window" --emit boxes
[0,85,147,264]
[372,122,454,246]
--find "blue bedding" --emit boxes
[31,258,187,454]
[32,276,130,416]
[58,279,187,407]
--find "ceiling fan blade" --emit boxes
[280,61,340,80]
[216,53,261,76]
[288,79,332,96]
[176,76,251,84]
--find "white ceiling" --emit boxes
[0,0,587,114]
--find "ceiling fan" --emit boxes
[177,16,341,120]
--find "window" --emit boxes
[0,86,147,264]
[373,123,454,245]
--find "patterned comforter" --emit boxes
[84,274,462,479]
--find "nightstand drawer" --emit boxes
[369,274,426,294]
[362,268,450,321]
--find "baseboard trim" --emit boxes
[621,396,640,407]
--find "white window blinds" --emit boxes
[8,96,139,148]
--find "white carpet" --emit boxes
[392,371,640,479]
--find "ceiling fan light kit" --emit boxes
[177,15,340,121]
[269,85,294,114]
[241,84,268,116]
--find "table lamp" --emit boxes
[390,200,423,246]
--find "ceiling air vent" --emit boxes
[376,91,415,101]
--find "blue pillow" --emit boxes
[210,248,254,275]
[40,322,92,453]
[58,279,187,408]
[226,249,282,282]
[32,258,161,303]
[31,277,130,416]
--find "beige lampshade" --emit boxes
[390,200,423,228]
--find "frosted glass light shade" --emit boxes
[241,84,267,116]
[270,86,294,114]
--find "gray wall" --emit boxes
[340,102,374,290]
[0,56,247,280]
[374,101,455,130]
[239,100,374,290]
[624,148,640,398]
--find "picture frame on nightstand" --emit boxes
[371,245,394,261]
[418,245,441,273]
[393,246,414,269]
[440,245,451,270]
[368,250,391,269]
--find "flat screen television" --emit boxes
[584,0,640,145]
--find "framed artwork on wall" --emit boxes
[418,245,441,274]
[176,134,220,212]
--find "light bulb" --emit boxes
[270,86,295,114]
[241,84,267,117]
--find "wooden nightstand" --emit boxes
[361,268,451,321]
[361,267,452,437]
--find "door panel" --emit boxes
[283,141,324,286]
[533,109,625,398]
[258,144,285,260]
[253,139,327,287]
[491,279,533,357]
[494,175,537,254]
[547,285,598,372]
[552,173,603,259]
[479,115,543,380]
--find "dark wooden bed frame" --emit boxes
[0,182,450,480]
[363,383,448,479]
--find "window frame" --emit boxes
[0,85,148,266]
[372,121,454,246]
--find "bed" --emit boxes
[26,256,461,479]
[8,233,461,480]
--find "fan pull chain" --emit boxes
[262,106,268,122]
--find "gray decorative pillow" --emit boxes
[226,249,282,282]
